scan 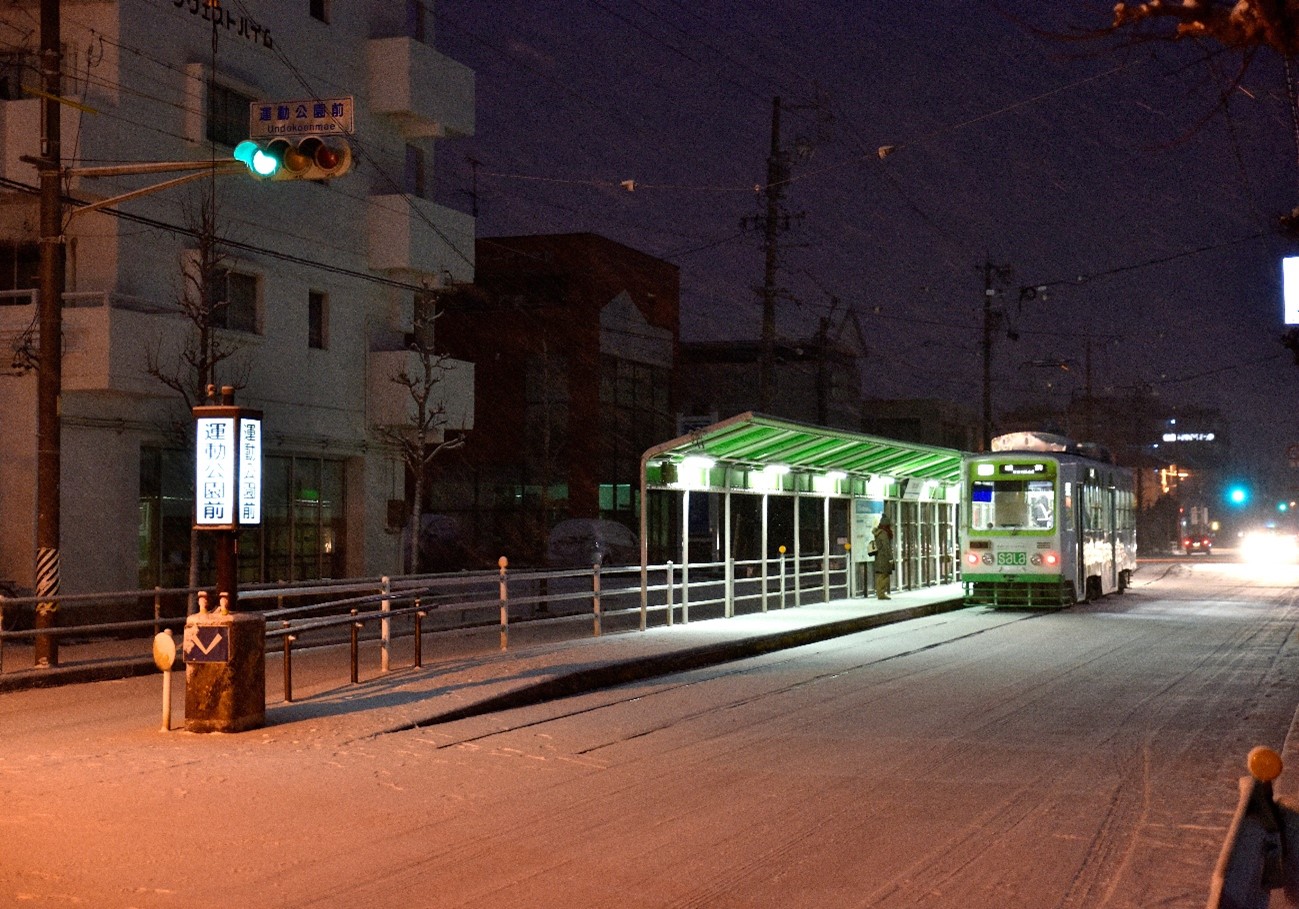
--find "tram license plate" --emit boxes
[996,551,1027,566]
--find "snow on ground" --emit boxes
[2,559,1297,907]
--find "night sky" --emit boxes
[432,1,1299,489]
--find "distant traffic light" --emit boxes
[1226,483,1250,507]
[233,137,352,181]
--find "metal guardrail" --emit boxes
[1208,746,1299,908]
[0,555,854,689]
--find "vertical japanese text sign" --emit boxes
[193,405,263,530]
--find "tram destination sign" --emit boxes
[999,462,1047,476]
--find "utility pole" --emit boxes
[980,260,1012,452]
[759,96,785,412]
[34,0,64,667]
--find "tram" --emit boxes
[961,432,1136,608]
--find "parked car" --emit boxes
[546,519,640,567]
[1181,528,1213,555]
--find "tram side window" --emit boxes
[970,479,1054,530]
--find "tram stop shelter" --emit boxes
[637,412,965,617]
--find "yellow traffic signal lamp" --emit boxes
[232,137,352,181]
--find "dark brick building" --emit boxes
[432,233,679,565]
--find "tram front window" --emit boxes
[971,479,1054,531]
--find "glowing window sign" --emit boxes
[194,407,262,529]
[1161,432,1215,443]
[1285,256,1299,326]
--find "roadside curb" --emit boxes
[374,597,969,735]
[0,654,159,694]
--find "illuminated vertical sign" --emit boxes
[193,406,263,529]
[196,417,237,527]
[1284,256,1299,325]
[239,417,262,525]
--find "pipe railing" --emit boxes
[0,551,858,687]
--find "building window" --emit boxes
[308,290,328,349]
[210,270,260,333]
[310,0,330,23]
[406,0,427,42]
[0,52,29,100]
[206,81,253,148]
[262,455,347,581]
[139,449,347,587]
[404,144,426,198]
[0,241,39,294]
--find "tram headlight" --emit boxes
[1030,553,1042,566]
[964,552,981,567]
[981,553,994,566]
[1044,551,1060,566]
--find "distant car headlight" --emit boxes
[1242,531,1299,564]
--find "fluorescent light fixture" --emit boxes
[825,470,847,481]
[764,463,790,475]
[680,455,715,471]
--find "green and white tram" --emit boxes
[961,432,1136,608]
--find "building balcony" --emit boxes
[0,291,181,396]
[367,347,474,432]
[367,37,474,139]
[367,194,475,283]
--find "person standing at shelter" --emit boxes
[872,513,894,600]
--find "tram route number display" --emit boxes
[996,551,1027,566]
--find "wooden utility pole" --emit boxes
[34,0,64,667]
[980,260,1012,453]
[759,96,784,412]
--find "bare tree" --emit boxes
[375,289,465,574]
[144,193,250,600]
[1105,1,1299,355]
[1111,1,1299,53]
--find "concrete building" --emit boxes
[678,314,868,434]
[0,2,474,593]
[432,233,679,566]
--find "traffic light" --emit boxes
[1226,483,1250,507]
[232,137,352,181]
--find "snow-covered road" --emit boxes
[3,559,1297,907]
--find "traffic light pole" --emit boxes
[21,158,246,222]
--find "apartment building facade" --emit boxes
[0,1,474,593]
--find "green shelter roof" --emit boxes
[642,412,964,484]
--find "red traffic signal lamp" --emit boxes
[233,137,352,181]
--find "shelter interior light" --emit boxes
[867,474,892,498]
[814,470,846,494]
[678,455,715,489]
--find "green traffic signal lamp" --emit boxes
[232,137,352,181]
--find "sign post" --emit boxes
[185,385,267,733]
